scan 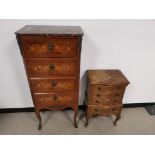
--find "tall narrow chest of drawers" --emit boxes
[85,70,129,127]
[15,25,83,129]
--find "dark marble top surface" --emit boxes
[15,25,83,36]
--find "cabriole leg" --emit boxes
[85,110,88,127]
[114,113,121,126]
[74,106,78,128]
[35,109,42,130]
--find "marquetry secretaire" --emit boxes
[85,70,129,127]
[15,25,83,129]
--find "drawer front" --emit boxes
[88,105,122,116]
[21,37,77,58]
[89,97,122,106]
[34,93,75,106]
[91,91,124,102]
[26,59,77,76]
[30,78,76,93]
[91,85,125,93]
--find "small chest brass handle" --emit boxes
[98,87,101,90]
[116,93,120,97]
[95,109,99,112]
[96,94,100,97]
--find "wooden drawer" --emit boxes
[30,78,76,93]
[26,59,77,77]
[91,91,124,101]
[91,84,125,93]
[89,97,122,106]
[21,36,78,58]
[87,105,122,116]
[34,93,75,106]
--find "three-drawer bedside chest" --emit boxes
[15,25,83,129]
[85,70,129,127]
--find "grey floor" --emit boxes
[0,107,155,135]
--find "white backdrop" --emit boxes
[0,19,155,108]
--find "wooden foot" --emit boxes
[114,114,121,126]
[35,110,42,130]
[42,109,46,113]
[74,109,78,128]
[85,111,88,127]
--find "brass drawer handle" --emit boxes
[51,80,57,88]
[112,108,116,111]
[117,86,121,90]
[53,95,58,101]
[98,87,102,90]
[48,42,54,53]
[95,109,99,112]
[116,93,120,97]
[96,100,99,103]
[49,64,55,72]
[96,94,100,97]
[114,99,117,103]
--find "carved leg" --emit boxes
[114,113,121,126]
[85,110,88,127]
[42,109,46,113]
[74,107,78,128]
[35,109,42,130]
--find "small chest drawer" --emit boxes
[30,78,76,93]
[91,84,125,93]
[91,91,124,101]
[88,105,122,116]
[26,59,77,77]
[21,36,78,58]
[34,93,75,105]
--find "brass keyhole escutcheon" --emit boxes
[48,42,54,53]
[53,95,58,101]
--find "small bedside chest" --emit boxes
[85,70,129,127]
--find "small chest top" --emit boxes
[88,70,129,85]
[15,25,83,36]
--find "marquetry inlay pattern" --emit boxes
[27,62,76,75]
[85,70,129,127]
[16,25,83,129]
[36,94,74,104]
[31,79,75,92]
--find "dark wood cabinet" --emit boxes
[85,70,129,127]
[15,25,83,129]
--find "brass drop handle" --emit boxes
[51,80,57,87]
[48,42,54,52]
[49,64,55,72]
[53,95,58,101]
